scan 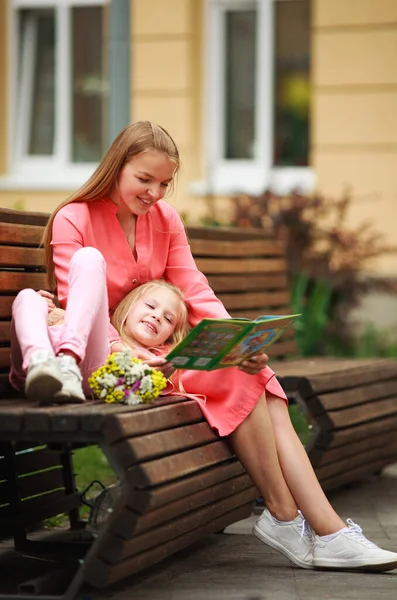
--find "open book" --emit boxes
[166,314,299,371]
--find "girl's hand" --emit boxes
[109,345,175,378]
[144,357,176,379]
[238,353,269,375]
[37,290,56,312]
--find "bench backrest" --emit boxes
[0,207,297,395]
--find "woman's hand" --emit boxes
[37,290,56,312]
[238,353,269,375]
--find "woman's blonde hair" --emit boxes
[111,279,190,351]
[42,121,180,290]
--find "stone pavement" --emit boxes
[93,464,397,600]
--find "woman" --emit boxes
[36,121,397,573]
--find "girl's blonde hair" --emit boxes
[111,280,190,351]
[42,121,180,290]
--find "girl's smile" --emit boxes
[125,287,182,347]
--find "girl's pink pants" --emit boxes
[10,247,111,394]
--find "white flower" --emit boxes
[98,373,118,388]
[114,349,133,370]
[124,393,142,405]
[140,375,153,393]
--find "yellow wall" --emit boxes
[131,0,208,219]
[312,0,397,274]
[0,0,7,175]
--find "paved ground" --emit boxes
[92,464,397,600]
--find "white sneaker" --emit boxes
[253,507,314,569]
[53,353,86,403]
[25,350,63,400]
[313,519,397,572]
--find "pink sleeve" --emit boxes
[51,206,121,345]
[164,209,230,327]
[51,206,84,308]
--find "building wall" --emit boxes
[0,1,8,176]
[1,0,397,272]
[0,0,209,220]
[312,0,397,275]
[131,0,208,219]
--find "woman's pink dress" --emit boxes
[51,198,287,436]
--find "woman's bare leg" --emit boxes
[228,393,298,522]
[266,395,344,535]
[229,393,344,534]
[229,392,397,571]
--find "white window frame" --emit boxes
[2,0,108,190]
[195,0,315,197]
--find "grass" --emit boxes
[288,403,311,446]
[73,445,117,493]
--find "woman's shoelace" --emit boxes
[345,518,378,548]
[298,511,315,541]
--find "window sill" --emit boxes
[190,167,316,197]
[0,164,98,192]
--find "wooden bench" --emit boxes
[1,207,397,598]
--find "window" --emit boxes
[202,0,313,195]
[8,0,108,188]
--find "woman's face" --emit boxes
[115,150,176,217]
[125,286,182,347]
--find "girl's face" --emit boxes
[125,286,182,347]
[115,150,176,216]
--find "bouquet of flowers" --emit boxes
[88,349,167,405]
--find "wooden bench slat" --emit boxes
[316,438,397,481]
[329,414,397,448]
[317,429,397,467]
[125,461,246,514]
[207,273,288,293]
[268,339,299,358]
[15,466,65,499]
[218,290,291,310]
[0,245,44,267]
[111,422,218,466]
[0,296,15,318]
[127,442,234,486]
[99,486,257,565]
[112,472,254,540]
[227,307,293,320]
[0,222,44,246]
[187,225,274,241]
[0,321,10,343]
[195,257,287,274]
[320,456,397,492]
[320,396,397,429]
[104,400,204,443]
[15,448,65,477]
[0,490,80,531]
[0,348,12,370]
[278,358,397,394]
[309,361,397,394]
[0,271,47,292]
[0,208,49,226]
[83,503,252,588]
[189,238,284,257]
[309,413,397,466]
[308,379,397,415]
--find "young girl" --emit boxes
[111,280,190,357]
[33,120,397,572]
[10,269,186,403]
